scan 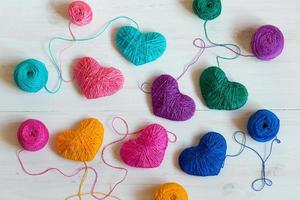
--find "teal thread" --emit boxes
[115,26,167,66]
[14,59,48,93]
[48,16,139,92]
[193,0,222,21]
[204,21,242,67]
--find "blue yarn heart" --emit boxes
[178,132,227,176]
[115,26,167,66]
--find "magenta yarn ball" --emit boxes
[251,25,284,61]
[17,119,49,152]
[68,1,93,26]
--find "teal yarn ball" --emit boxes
[14,59,48,93]
[193,0,222,21]
[115,26,167,66]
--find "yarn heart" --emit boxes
[115,26,167,66]
[178,132,227,176]
[151,74,196,121]
[55,118,104,162]
[199,67,248,110]
[74,57,124,99]
[120,124,168,168]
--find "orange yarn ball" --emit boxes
[55,118,104,162]
[154,182,188,200]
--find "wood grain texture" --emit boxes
[0,0,299,199]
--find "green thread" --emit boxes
[193,0,222,21]
[199,67,248,110]
[204,21,242,67]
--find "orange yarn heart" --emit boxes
[55,118,104,162]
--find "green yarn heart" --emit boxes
[199,67,248,110]
[193,0,222,21]
[115,26,167,66]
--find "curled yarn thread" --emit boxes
[193,0,222,21]
[115,26,167,66]
[68,1,93,26]
[55,118,104,162]
[179,132,227,176]
[17,119,49,152]
[154,182,188,200]
[74,57,124,99]
[248,109,280,142]
[251,25,284,60]
[232,131,281,191]
[14,59,48,93]
[199,67,248,110]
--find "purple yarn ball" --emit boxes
[251,25,284,61]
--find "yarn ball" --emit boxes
[154,182,188,200]
[120,124,168,168]
[199,67,248,110]
[115,26,167,66]
[74,57,124,99]
[14,59,48,93]
[193,0,222,21]
[55,118,104,162]
[151,74,196,121]
[247,109,280,142]
[179,132,227,176]
[68,1,93,26]
[17,119,49,152]
[251,25,284,60]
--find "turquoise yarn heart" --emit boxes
[115,26,167,66]
[14,59,48,93]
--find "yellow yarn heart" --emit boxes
[154,182,188,200]
[55,118,104,162]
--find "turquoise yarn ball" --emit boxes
[14,59,48,93]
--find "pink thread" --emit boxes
[57,22,76,83]
[74,57,124,99]
[68,1,93,26]
[17,119,49,152]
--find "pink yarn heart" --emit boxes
[120,124,168,168]
[74,57,124,99]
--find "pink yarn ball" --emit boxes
[17,119,49,152]
[68,1,93,26]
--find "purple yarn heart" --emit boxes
[251,25,284,61]
[151,74,196,121]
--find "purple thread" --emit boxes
[251,25,284,61]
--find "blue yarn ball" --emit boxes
[14,59,48,93]
[247,109,280,142]
[178,132,227,176]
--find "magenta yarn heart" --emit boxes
[120,124,168,168]
[74,57,124,99]
[151,74,196,121]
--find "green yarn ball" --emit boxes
[193,0,222,21]
[199,67,248,110]
[14,59,48,93]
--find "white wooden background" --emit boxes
[0,0,299,199]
